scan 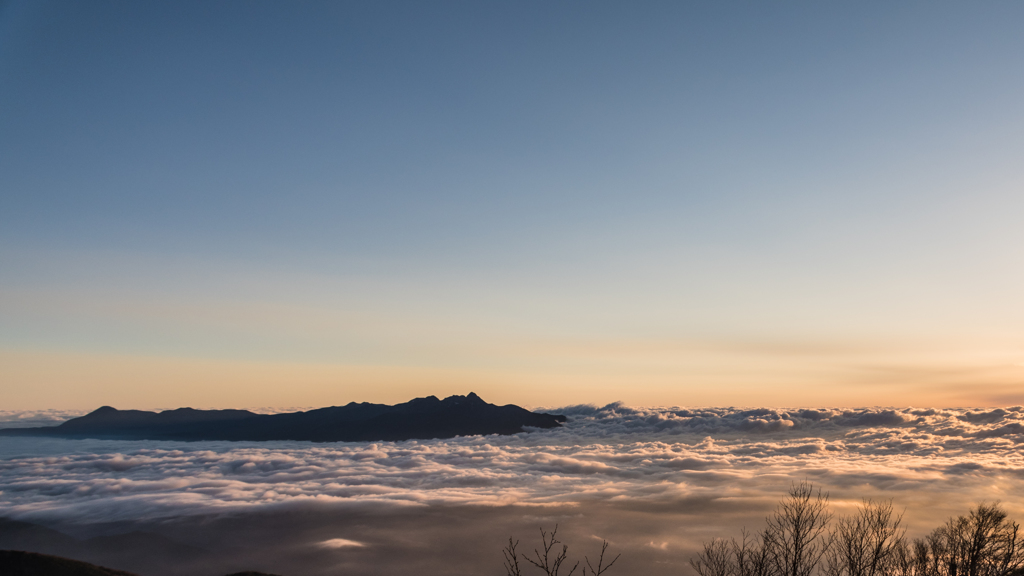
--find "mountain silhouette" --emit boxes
[0,393,566,442]
[0,550,139,576]
[0,550,283,576]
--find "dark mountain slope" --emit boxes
[0,550,284,576]
[0,393,566,442]
[0,550,139,576]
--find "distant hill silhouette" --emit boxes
[0,550,283,576]
[0,393,566,442]
[0,550,139,576]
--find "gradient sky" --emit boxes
[2,1,1024,410]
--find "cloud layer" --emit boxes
[3,404,1024,532]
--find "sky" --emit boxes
[2,1,1024,409]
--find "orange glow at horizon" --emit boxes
[4,341,1023,411]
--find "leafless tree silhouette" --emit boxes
[688,487,1024,576]
[504,486,1024,576]
[763,481,834,576]
[692,538,737,576]
[915,503,1024,576]
[889,535,930,576]
[824,499,906,576]
[735,528,774,576]
[524,526,579,576]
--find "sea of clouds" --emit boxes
[2,404,1023,532]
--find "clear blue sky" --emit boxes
[2,1,1024,409]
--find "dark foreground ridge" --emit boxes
[0,393,567,442]
[0,550,281,576]
[0,550,138,576]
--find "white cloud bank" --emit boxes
[2,405,1023,530]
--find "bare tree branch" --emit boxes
[824,499,906,576]
[504,537,523,576]
[763,481,833,576]
[692,538,737,576]
[584,539,620,576]
[917,503,1024,576]
[523,525,579,576]
[734,528,773,576]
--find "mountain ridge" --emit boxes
[0,550,283,576]
[0,393,566,442]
